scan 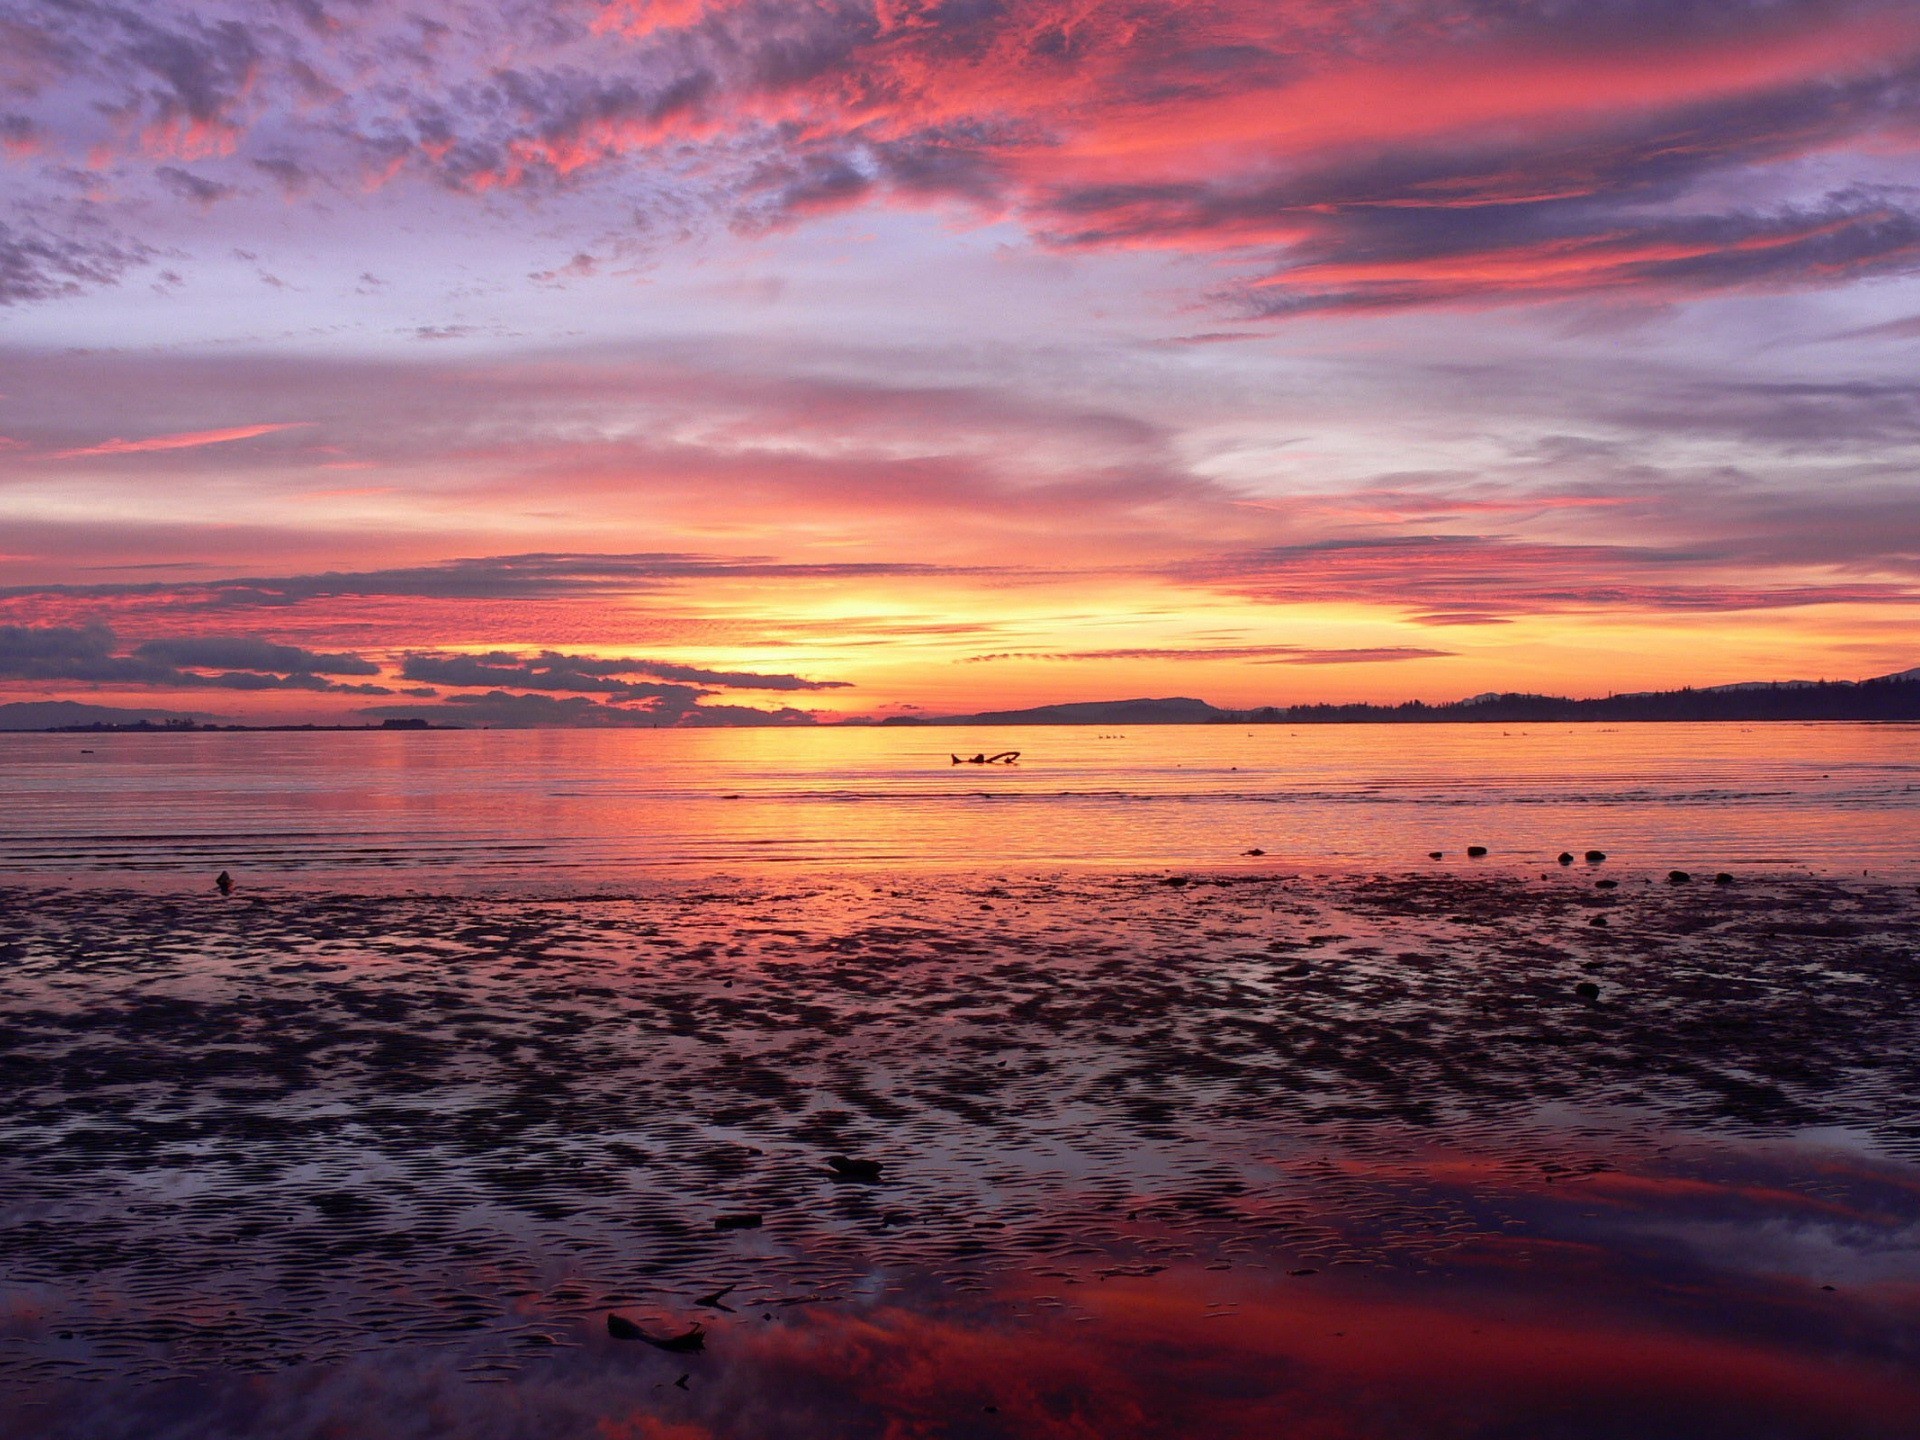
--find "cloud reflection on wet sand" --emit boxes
[0,871,1916,1437]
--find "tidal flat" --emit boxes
[1,869,1916,1438]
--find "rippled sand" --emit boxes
[2,869,1917,1438]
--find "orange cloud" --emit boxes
[49,422,310,460]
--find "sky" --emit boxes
[1,0,1918,726]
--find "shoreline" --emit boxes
[5,854,1920,899]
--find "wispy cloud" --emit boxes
[964,645,1453,665]
[50,423,310,460]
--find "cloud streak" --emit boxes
[964,645,1453,665]
[49,423,310,460]
[360,689,821,728]
[1181,536,1920,621]
[0,552,969,608]
[0,623,390,692]
[398,649,850,693]
[0,623,852,723]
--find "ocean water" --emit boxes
[1,721,1916,885]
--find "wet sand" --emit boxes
[1,868,1917,1438]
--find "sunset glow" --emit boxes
[2,0,1918,724]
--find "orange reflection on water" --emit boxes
[2,721,1917,882]
[587,1262,1920,1440]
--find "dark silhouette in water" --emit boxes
[607,1315,706,1352]
[950,751,1020,765]
[215,871,233,894]
[826,1154,884,1183]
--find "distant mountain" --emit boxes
[0,701,207,731]
[928,697,1227,726]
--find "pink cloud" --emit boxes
[49,422,310,460]
[13,2,1920,312]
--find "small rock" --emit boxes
[1244,848,1265,856]
[1668,870,1692,884]
[1585,850,1607,864]
[714,1213,763,1231]
[1557,852,1574,865]
[1467,846,1488,858]
[1595,879,1618,889]
[1574,981,1600,1001]
[1428,851,1443,860]
[826,1155,883,1183]
[1589,916,1608,927]
[608,1315,706,1352]
[1163,875,1189,888]
[1714,872,1734,885]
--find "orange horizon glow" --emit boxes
[1,1,1917,724]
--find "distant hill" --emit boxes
[924,697,1227,726]
[901,668,1920,726]
[0,701,207,731]
[1241,667,1920,724]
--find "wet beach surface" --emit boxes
[1,868,1917,1438]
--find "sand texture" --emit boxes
[1,869,1917,1437]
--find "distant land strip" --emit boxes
[893,669,1920,726]
[4,669,1917,732]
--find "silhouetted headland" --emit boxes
[888,665,1920,726]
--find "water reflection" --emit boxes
[0,722,1917,882]
[4,1137,1915,1440]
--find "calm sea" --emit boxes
[1,721,1916,886]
